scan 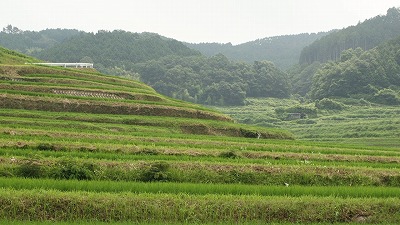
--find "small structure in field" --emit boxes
[287,113,302,120]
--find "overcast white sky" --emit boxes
[1,0,399,44]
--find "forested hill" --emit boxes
[185,32,329,69]
[0,26,82,54]
[299,7,400,64]
[310,35,400,103]
[33,30,201,68]
[136,54,290,106]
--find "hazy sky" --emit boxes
[1,0,399,44]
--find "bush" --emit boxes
[239,128,261,138]
[373,89,400,105]
[18,158,43,178]
[139,162,170,182]
[37,143,56,151]
[219,151,240,159]
[315,98,345,110]
[52,158,97,180]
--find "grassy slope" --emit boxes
[1,47,400,224]
[0,46,40,64]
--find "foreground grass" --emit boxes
[1,188,400,223]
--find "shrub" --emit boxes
[37,143,56,151]
[18,158,43,178]
[139,162,170,182]
[239,128,261,138]
[315,98,345,110]
[219,151,240,159]
[52,158,97,180]
[373,88,400,105]
[136,149,160,155]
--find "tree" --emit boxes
[2,25,22,34]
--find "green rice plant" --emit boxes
[1,188,400,223]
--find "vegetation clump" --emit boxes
[315,98,346,110]
[372,88,400,105]
[36,143,56,151]
[52,158,97,180]
[219,151,240,159]
[18,157,43,178]
[139,162,171,182]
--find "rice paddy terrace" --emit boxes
[1,46,400,224]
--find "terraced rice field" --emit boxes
[2,113,400,224]
[0,62,400,224]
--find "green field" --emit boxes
[1,48,400,224]
[215,97,400,146]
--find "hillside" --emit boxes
[310,35,400,101]
[32,30,200,75]
[28,30,291,106]
[0,46,40,64]
[289,7,400,97]
[0,26,81,54]
[136,54,291,106]
[2,48,400,224]
[186,32,329,69]
[299,7,400,64]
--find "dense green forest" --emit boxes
[0,25,81,54]
[136,54,290,105]
[310,36,400,103]
[33,30,201,78]
[299,7,400,64]
[290,7,400,98]
[186,32,329,69]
